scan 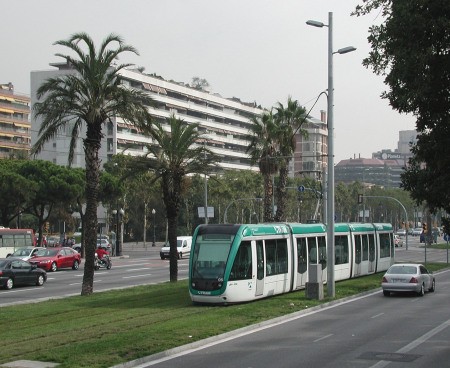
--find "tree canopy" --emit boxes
[354,0,450,226]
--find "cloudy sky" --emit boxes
[1,0,416,162]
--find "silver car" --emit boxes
[382,263,435,296]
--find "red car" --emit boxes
[29,247,81,272]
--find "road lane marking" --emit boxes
[127,268,152,272]
[313,334,333,342]
[371,313,384,319]
[369,317,450,368]
[123,274,152,279]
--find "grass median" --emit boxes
[0,263,447,368]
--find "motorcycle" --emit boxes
[94,253,112,270]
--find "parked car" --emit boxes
[396,229,406,237]
[72,243,81,253]
[29,247,81,272]
[7,247,45,261]
[160,236,192,259]
[412,228,423,236]
[382,263,435,296]
[0,258,47,290]
[394,235,403,247]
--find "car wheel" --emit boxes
[5,278,14,290]
[160,256,165,260]
[72,260,79,270]
[36,275,45,286]
[51,262,58,272]
[418,283,425,296]
[429,279,435,292]
[383,290,390,297]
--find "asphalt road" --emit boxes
[0,243,188,307]
[121,267,450,368]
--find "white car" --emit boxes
[8,247,45,261]
[382,263,435,296]
[160,236,192,259]
[412,227,423,236]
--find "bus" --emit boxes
[189,222,394,304]
[0,228,35,258]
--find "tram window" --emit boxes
[335,235,349,265]
[355,235,362,264]
[308,237,317,264]
[379,233,391,258]
[229,241,252,281]
[318,236,327,270]
[256,240,264,280]
[368,234,375,261]
[362,235,369,261]
[265,238,288,276]
[297,237,307,274]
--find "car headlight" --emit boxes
[43,260,52,263]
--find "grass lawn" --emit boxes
[0,263,447,368]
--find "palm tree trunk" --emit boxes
[263,172,273,222]
[81,141,101,296]
[274,163,289,222]
[168,214,178,282]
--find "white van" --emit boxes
[160,236,192,259]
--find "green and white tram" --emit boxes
[189,222,394,304]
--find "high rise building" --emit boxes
[0,83,31,159]
[31,65,264,173]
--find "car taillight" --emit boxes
[382,277,388,283]
[409,277,418,283]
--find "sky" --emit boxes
[1,0,416,163]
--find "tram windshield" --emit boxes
[191,233,235,280]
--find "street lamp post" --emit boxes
[307,12,356,297]
[152,208,156,247]
[114,208,124,257]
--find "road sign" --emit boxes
[298,185,305,193]
[444,234,450,242]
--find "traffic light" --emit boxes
[422,222,427,233]
[44,222,50,232]
[358,194,363,204]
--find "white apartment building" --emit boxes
[31,64,264,173]
[292,110,328,180]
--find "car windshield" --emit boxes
[164,240,182,248]
[387,265,417,275]
[11,248,32,257]
[35,249,59,257]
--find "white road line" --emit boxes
[369,317,450,368]
[371,313,384,319]
[313,333,333,342]
[123,274,152,279]
[127,268,150,272]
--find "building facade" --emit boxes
[31,65,264,173]
[0,83,31,159]
[291,110,328,180]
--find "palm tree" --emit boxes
[130,114,218,282]
[273,97,307,222]
[246,110,279,222]
[31,33,154,296]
